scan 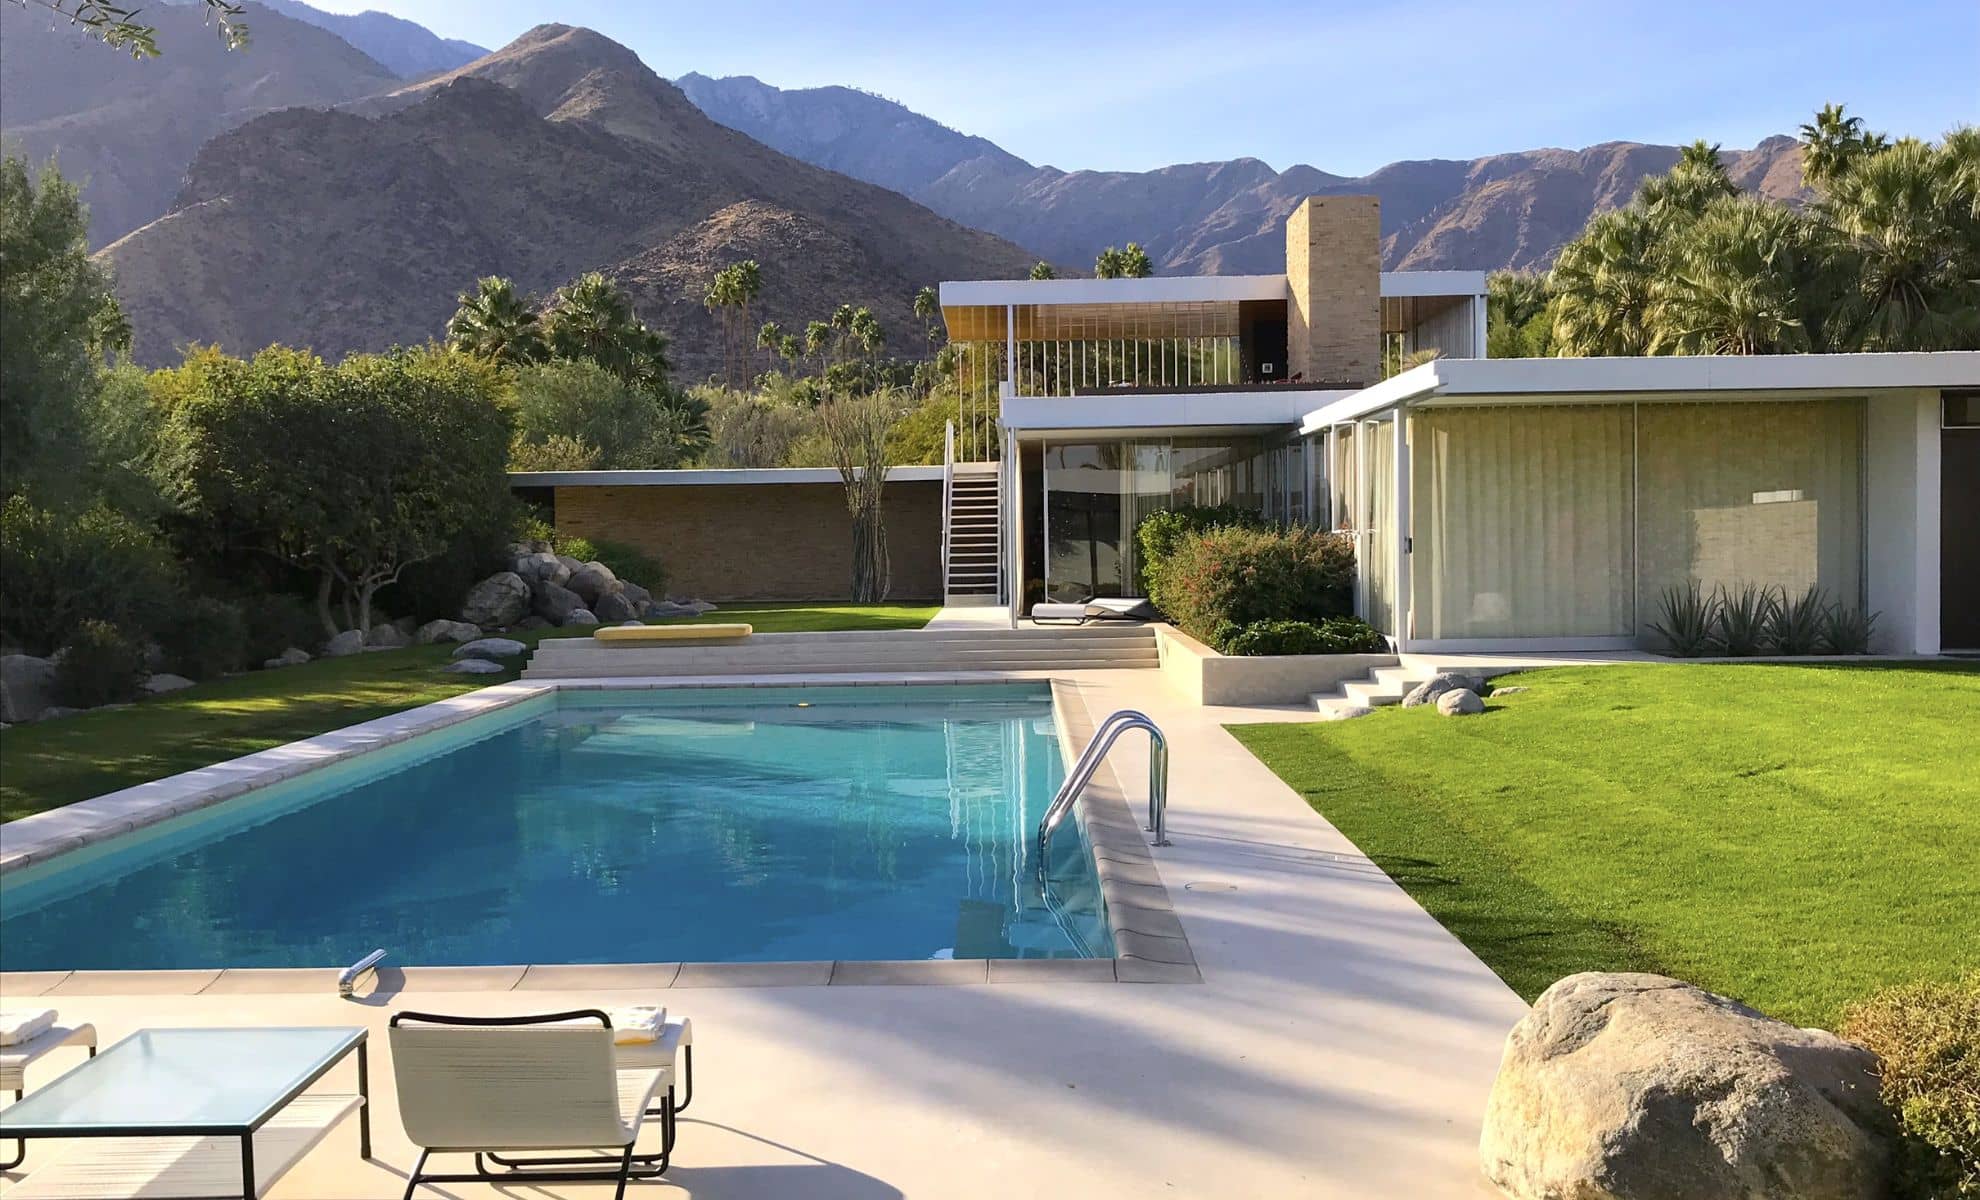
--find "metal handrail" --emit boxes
[1037,710,1169,873]
[337,948,386,997]
[940,420,955,586]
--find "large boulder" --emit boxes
[364,624,412,650]
[531,580,586,625]
[593,591,639,624]
[646,600,699,619]
[1,654,57,723]
[566,561,620,605]
[564,608,599,627]
[322,629,366,657]
[555,553,584,577]
[513,551,569,587]
[1436,687,1484,716]
[1480,972,1893,1200]
[452,637,528,662]
[263,646,311,669]
[141,673,195,696]
[1402,671,1484,708]
[414,619,482,646]
[460,571,529,628]
[618,581,653,610]
[441,657,506,675]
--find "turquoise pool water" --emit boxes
[0,685,1112,969]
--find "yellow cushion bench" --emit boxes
[594,623,753,645]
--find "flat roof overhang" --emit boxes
[1297,351,1980,434]
[510,467,945,487]
[1005,389,1352,435]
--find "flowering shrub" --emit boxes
[1151,524,1356,644]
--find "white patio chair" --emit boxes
[388,1009,674,1199]
[1,1021,97,1170]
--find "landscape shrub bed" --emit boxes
[1134,504,1273,594]
[52,620,147,708]
[1149,523,1357,646]
[1844,973,1980,1199]
[1650,581,1879,656]
[157,595,248,680]
[1217,616,1387,656]
[0,497,180,653]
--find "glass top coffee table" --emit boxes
[0,1026,369,1199]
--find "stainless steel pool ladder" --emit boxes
[1036,709,1169,873]
[337,948,386,997]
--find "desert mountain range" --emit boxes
[1,7,1813,376]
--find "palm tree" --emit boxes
[913,285,941,346]
[1799,103,1890,188]
[1548,208,1661,356]
[1094,243,1154,279]
[1817,138,1980,350]
[1650,196,1816,355]
[1028,261,1058,280]
[804,319,832,371]
[546,272,639,372]
[730,260,762,385]
[1636,140,1738,219]
[445,276,546,366]
[851,307,885,362]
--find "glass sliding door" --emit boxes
[1042,441,1169,601]
[1041,435,1267,601]
[1364,418,1398,634]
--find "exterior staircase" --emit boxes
[1308,656,1522,717]
[521,624,1159,680]
[944,463,1002,605]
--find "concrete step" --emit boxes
[529,626,1157,648]
[523,657,1157,679]
[530,642,1159,668]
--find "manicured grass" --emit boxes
[0,602,936,821]
[1228,662,1980,1028]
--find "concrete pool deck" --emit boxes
[0,667,1526,1198]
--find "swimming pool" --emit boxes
[0,684,1113,970]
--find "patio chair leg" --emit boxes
[614,1145,634,1200]
[646,1045,693,1115]
[1,1089,22,1170]
[400,1149,430,1200]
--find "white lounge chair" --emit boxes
[0,1021,97,1170]
[388,1009,681,1199]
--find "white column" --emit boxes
[1005,427,1022,629]
[1393,406,1412,649]
[1914,392,1943,654]
[1473,291,1489,359]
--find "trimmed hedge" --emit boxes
[1217,616,1387,656]
[1844,973,1980,1199]
[1150,524,1357,645]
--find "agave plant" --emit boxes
[1713,584,1778,656]
[1649,582,1719,656]
[1821,603,1881,655]
[1768,584,1832,655]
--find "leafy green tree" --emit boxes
[446,276,547,367]
[1651,197,1819,355]
[512,358,706,470]
[1095,242,1154,278]
[0,157,130,500]
[17,0,247,56]
[1028,261,1058,280]
[1799,103,1890,188]
[156,346,513,634]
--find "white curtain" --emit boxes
[1410,405,1635,639]
[1366,419,1398,634]
[1634,400,1864,626]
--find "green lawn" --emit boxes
[0,602,936,821]
[1228,662,1980,1028]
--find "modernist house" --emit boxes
[936,195,1980,656]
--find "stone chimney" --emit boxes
[1285,196,1381,387]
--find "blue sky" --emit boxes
[312,0,1979,176]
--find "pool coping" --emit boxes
[0,673,1198,988]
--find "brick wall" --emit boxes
[550,481,943,602]
[1286,196,1382,387]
